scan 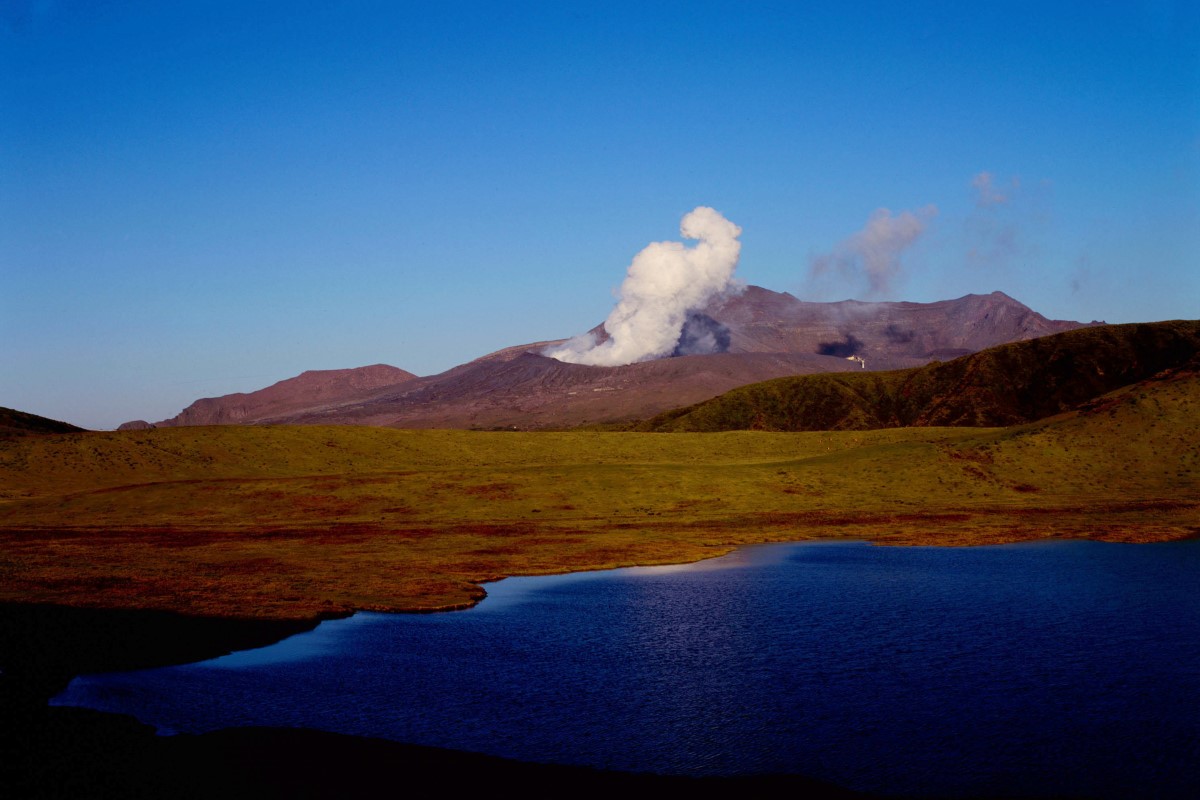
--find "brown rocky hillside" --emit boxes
[136,288,1097,430]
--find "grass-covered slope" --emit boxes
[1,358,1196,620]
[0,407,85,438]
[637,320,1200,432]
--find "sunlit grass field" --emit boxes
[2,371,1196,621]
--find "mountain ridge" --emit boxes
[132,287,1100,430]
[633,320,1200,432]
[124,364,417,429]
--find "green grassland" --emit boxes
[2,363,1196,622]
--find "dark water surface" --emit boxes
[54,540,1200,797]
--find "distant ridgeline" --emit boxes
[635,320,1200,432]
[122,289,1102,431]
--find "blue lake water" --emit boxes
[54,540,1200,797]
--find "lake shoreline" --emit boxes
[8,537,1195,797]
[5,504,1194,621]
[0,600,870,798]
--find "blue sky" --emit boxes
[3,1,1197,428]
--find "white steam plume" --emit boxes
[810,205,937,298]
[546,206,742,366]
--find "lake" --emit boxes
[53,539,1200,798]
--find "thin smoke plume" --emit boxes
[815,333,865,358]
[810,206,937,298]
[672,313,732,357]
[965,171,1030,269]
[971,171,1017,207]
[546,207,743,366]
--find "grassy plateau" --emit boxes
[2,357,1196,622]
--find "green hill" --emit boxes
[636,320,1200,432]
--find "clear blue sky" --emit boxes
[3,1,1197,428]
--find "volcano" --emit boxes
[133,288,1098,430]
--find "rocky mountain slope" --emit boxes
[128,364,417,428]
[136,288,1097,430]
[710,286,1090,367]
